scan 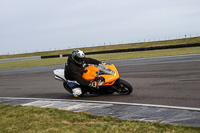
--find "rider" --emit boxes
[64,49,104,97]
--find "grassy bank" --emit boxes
[0,37,200,59]
[0,46,200,69]
[0,104,199,133]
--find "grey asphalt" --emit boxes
[0,56,41,63]
[0,54,200,108]
[0,54,200,127]
[1,53,200,75]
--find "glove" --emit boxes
[101,61,106,65]
[90,81,98,88]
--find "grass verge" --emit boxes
[0,37,200,59]
[0,104,199,133]
[0,46,200,69]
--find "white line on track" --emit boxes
[1,97,200,111]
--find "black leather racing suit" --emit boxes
[64,55,101,86]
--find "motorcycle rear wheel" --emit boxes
[114,79,133,95]
[63,82,72,93]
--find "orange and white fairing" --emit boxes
[82,64,119,86]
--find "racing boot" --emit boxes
[72,87,82,97]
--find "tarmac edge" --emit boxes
[0,97,200,127]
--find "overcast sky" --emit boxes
[0,0,200,55]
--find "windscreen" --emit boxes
[98,64,115,75]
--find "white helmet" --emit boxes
[72,49,85,65]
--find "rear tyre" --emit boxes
[113,79,133,95]
[63,82,72,93]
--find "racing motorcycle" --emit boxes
[53,63,133,96]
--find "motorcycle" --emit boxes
[53,63,133,97]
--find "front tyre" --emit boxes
[113,79,133,95]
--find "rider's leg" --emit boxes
[66,80,82,97]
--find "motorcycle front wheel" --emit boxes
[113,79,133,95]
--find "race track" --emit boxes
[0,54,200,108]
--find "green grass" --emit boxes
[1,46,200,69]
[1,37,200,69]
[1,37,200,59]
[0,104,199,133]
